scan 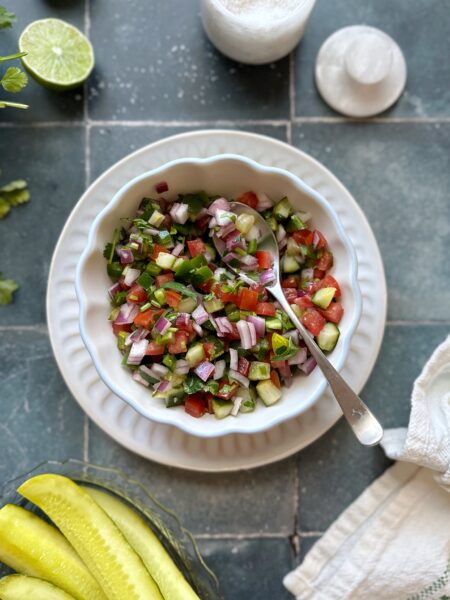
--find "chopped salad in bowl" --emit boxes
[76,155,361,437]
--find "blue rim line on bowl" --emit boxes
[75,153,362,438]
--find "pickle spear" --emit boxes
[18,475,163,600]
[85,487,200,600]
[0,504,106,600]
[0,574,75,600]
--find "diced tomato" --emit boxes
[294,295,313,309]
[238,357,250,377]
[203,342,215,359]
[156,273,174,287]
[184,394,206,418]
[238,288,259,311]
[315,250,333,271]
[304,281,321,295]
[236,191,258,209]
[302,308,326,336]
[214,284,238,305]
[177,318,194,334]
[187,238,206,257]
[222,323,241,341]
[196,280,213,293]
[255,302,276,317]
[112,322,131,336]
[133,309,159,329]
[313,269,326,280]
[205,393,214,414]
[165,289,181,308]
[215,381,238,400]
[126,284,147,303]
[313,230,327,249]
[292,229,314,246]
[145,342,165,355]
[318,302,344,324]
[168,330,189,354]
[283,288,298,303]
[270,370,281,389]
[250,283,268,302]
[282,276,299,289]
[151,244,170,261]
[196,214,211,231]
[255,250,272,269]
[319,274,341,298]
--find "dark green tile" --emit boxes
[0,330,84,484]
[295,0,450,117]
[297,324,447,531]
[0,126,84,325]
[0,0,85,122]
[88,0,289,120]
[292,123,450,320]
[88,423,296,536]
[298,535,320,564]
[89,124,288,181]
[198,538,293,600]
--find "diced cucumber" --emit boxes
[177,296,197,313]
[312,287,336,309]
[317,322,340,352]
[173,257,186,271]
[185,344,205,368]
[236,387,256,413]
[256,380,282,406]
[235,213,255,235]
[0,504,106,600]
[248,362,271,381]
[282,255,300,273]
[0,575,75,600]
[18,475,163,600]
[286,237,301,256]
[148,210,164,227]
[84,488,199,600]
[162,354,176,371]
[164,388,185,408]
[155,252,176,270]
[264,216,278,231]
[290,304,304,319]
[212,399,233,419]
[286,213,307,232]
[273,197,292,221]
[265,317,282,331]
[203,298,224,313]
[153,288,166,305]
[117,331,128,351]
[138,366,159,385]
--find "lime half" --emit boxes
[19,18,94,90]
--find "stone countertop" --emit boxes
[0,1,449,597]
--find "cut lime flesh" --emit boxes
[19,19,94,90]
[0,505,105,600]
[18,475,163,600]
[85,487,200,600]
[0,574,75,600]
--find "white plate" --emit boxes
[47,130,387,472]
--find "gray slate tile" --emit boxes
[297,324,447,532]
[88,0,289,121]
[294,0,450,117]
[0,0,85,122]
[0,126,85,325]
[198,538,293,600]
[292,122,450,321]
[0,330,84,485]
[88,423,296,536]
[89,124,288,181]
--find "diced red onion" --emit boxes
[154,316,171,335]
[248,321,257,347]
[231,396,243,416]
[297,289,306,298]
[132,370,149,387]
[228,369,249,388]
[155,181,168,194]
[150,363,169,378]
[215,317,233,334]
[139,365,157,380]
[215,209,233,227]
[288,347,308,365]
[247,315,265,338]
[225,231,244,251]
[125,327,149,346]
[216,222,236,239]
[194,360,215,382]
[222,252,239,265]
[108,282,121,299]
[236,320,252,350]
[175,313,190,328]
[124,268,141,287]
[256,192,273,211]
[300,357,317,375]
[170,203,189,225]
[240,254,258,267]
[192,304,209,325]
[260,269,275,285]
[276,224,287,243]
[213,360,226,380]
[175,360,190,375]
[301,268,314,281]
[127,339,149,365]
[208,197,230,215]
[193,323,204,337]
[212,235,225,255]
[117,247,134,264]
[114,303,139,325]
[155,379,171,393]
[229,348,238,371]
[284,330,300,345]
[172,242,184,256]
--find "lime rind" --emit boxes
[18,18,94,90]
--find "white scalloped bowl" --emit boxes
[76,154,361,438]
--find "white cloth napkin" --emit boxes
[284,334,450,600]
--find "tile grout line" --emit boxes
[193,532,290,540]
[0,324,49,333]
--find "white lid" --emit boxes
[315,25,407,118]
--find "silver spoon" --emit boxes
[214,202,383,446]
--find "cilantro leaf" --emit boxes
[0,177,30,219]
[1,66,28,92]
[0,273,19,304]
[0,5,15,29]
[270,337,300,362]
[183,374,204,395]
[161,281,198,299]
[0,198,10,218]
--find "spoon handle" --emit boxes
[272,285,383,446]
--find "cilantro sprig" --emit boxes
[0,273,19,304]
[0,6,28,109]
[0,176,30,220]
[0,5,15,29]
